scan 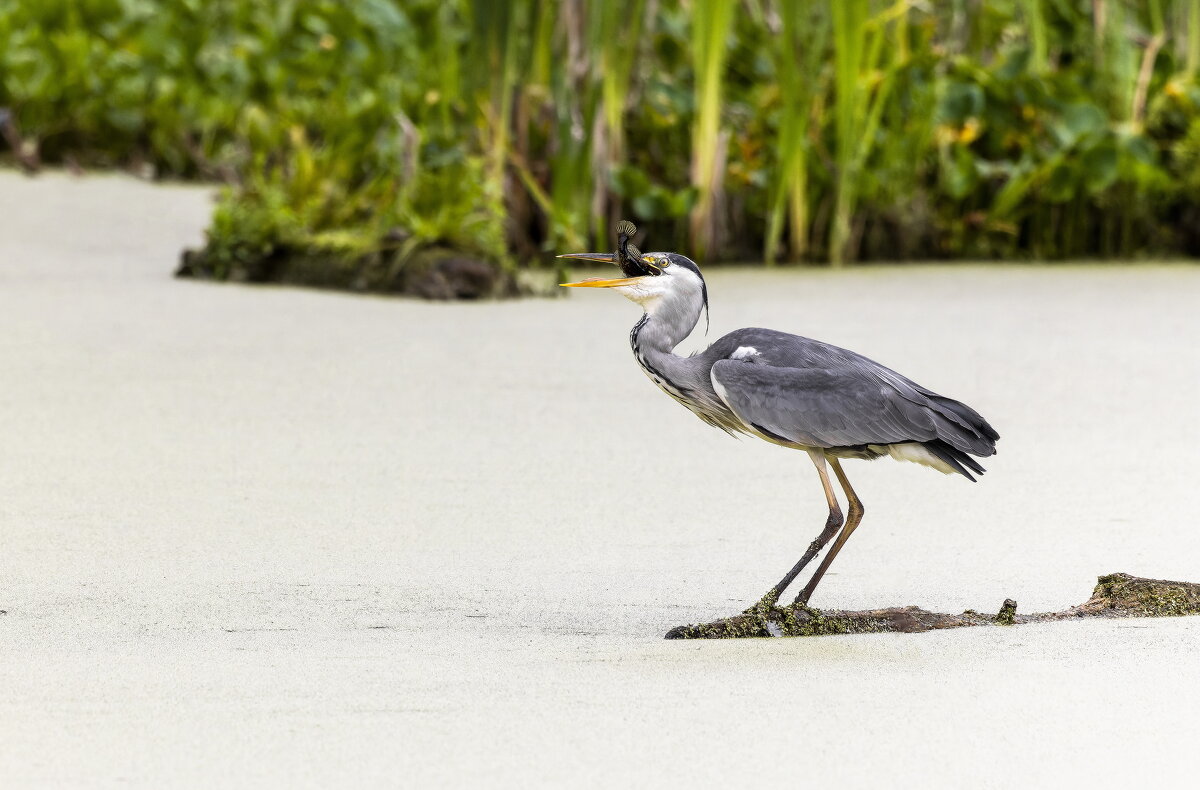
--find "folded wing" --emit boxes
[710,359,997,458]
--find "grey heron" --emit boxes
[559,226,999,608]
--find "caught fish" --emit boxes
[616,220,660,277]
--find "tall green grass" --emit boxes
[4,0,1200,268]
[1189,0,1200,75]
[688,0,734,258]
[764,4,827,264]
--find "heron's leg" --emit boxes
[794,458,864,605]
[750,450,843,610]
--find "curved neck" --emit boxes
[630,291,703,355]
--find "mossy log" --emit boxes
[664,573,1200,639]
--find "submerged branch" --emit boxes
[664,573,1200,639]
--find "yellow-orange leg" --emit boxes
[751,450,843,610]
[794,457,865,605]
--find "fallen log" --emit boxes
[664,573,1200,639]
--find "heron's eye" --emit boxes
[643,255,669,275]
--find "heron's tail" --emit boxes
[920,391,1000,452]
[923,439,987,482]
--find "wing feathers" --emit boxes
[710,359,996,459]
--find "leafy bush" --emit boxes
[0,0,507,274]
[3,0,1200,268]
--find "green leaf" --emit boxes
[632,194,658,219]
[1053,103,1107,148]
[1082,143,1119,194]
[1121,134,1155,165]
[938,81,984,124]
[941,145,976,199]
[1043,159,1075,203]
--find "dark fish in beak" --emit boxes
[558,220,659,279]
[615,220,647,276]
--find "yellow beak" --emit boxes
[559,276,646,288]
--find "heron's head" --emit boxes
[558,251,708,320]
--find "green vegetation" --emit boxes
[3,0,1200,282]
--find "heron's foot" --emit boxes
[743,588,782,616]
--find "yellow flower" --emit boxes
[959,118,982,144]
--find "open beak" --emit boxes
[556,251,644,288]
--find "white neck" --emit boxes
[629,280,704,355]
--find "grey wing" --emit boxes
[701,328,998,456]
[710,360,944,449]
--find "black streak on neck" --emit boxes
[630,314,693,397]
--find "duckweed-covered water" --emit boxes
[2,172,1199,787]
